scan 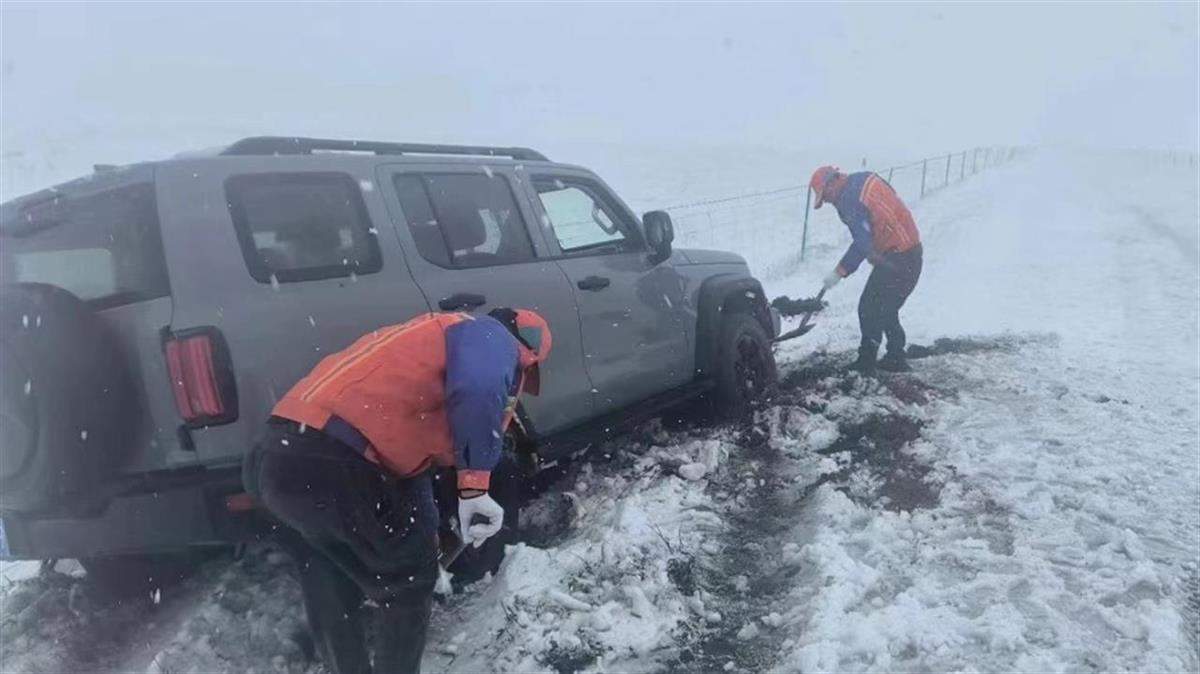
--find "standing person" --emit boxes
[809,166,923,373]
[243,308,552,674]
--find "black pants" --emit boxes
[858,243,923,358]
[244,420,439,674]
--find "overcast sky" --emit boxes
[1,2,1197,176]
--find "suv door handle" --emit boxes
[577,276,611,291]
[438,293,487,311]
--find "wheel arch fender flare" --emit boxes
[693,274,775,378]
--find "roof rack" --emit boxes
[221,136,548,162]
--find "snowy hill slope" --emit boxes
[0,148,1196,673]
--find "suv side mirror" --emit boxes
[643,210,674,263]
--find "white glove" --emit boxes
[458,493,504,548]
[822,269,843,291]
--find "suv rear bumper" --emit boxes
[1,467,259,560]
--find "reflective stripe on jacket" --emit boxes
[832,172,921,276]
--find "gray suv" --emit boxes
[0,137,778,574]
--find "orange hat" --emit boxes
[809,166,840,209]
[490,308,552,395]
[515,309,551,395]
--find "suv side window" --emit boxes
[0,183,171,309]
[225,172,381,284]
[533,178,637,255]
[392,173,534,268]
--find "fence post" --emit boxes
[800,187,812,261]
[944,153,952,187]
[920,158,928,197]
[960,151,966,180]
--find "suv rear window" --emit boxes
[0,183,171,309]
[392,173,534,268]
[225,172,381,283]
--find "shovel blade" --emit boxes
[774,322,815,343]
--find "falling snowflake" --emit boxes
[368,227,379,235]
[281,438,290,446]
[269,274,280,291]
[359,179,375,192]
[481,165,494,178]
[80,430,88,441]
[21,315,28,328]
[308,316,316,327]
[24,379,31,396]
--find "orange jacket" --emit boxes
[829,172,920,276]
[271,312,512,490]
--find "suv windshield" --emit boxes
[0,182,171,309]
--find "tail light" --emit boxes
[163,327,238,427]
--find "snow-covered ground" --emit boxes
[1,147,1197,673]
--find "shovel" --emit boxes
[437,518,471,571]
[773,288,826,343]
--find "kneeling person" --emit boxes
[243,308,551,674]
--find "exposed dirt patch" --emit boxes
[808,411,940,512]
[777,351,846,390]
[666,422,798,673]
[906,334,1057,360]
[540,637,602,674]
[1184,565,1200,663]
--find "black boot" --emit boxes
[878,351,911,372]
[848,347,877,374]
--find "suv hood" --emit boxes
[675,248,748,266]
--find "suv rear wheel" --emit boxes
[713,311,777,416]
[0,284,135,512]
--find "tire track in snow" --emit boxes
[670,350,946,673]
[669,417,800,672]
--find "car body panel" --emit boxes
[373,161,595,434]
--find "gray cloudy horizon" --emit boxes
[1,1,1196,182]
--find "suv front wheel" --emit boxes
[713,311,778,416]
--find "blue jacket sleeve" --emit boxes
[837,218,873,276]
[444,317,519,475]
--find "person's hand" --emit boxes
[458,492,504,547]
[822,269,843,291]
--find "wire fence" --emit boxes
[662,146,1029,273]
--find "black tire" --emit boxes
[0,284,135,512]
[712,311,778,417]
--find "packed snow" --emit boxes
[1,147,1197,673]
